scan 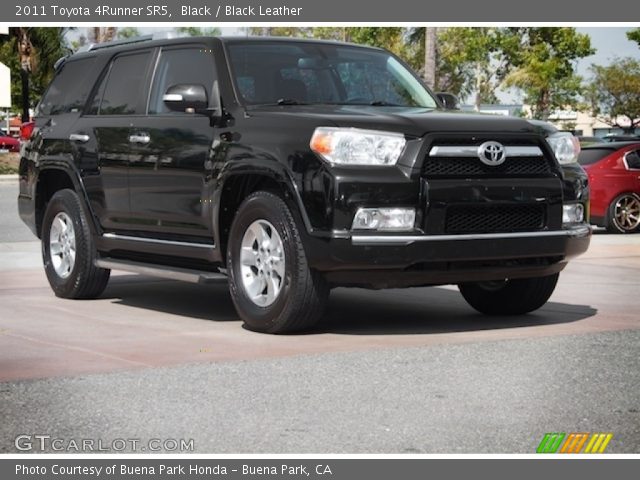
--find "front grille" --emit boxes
[445,204,546,234]
[423,156,552,177]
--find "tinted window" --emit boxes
[336,61,415,105]
[228,42,437,108]
[626,150,640,169]
[279,66,338,103]
[37,58,97,115]
[148,48,215,114]
[87,65,109,115]
[98,52,151,115]
[578,148,615,166]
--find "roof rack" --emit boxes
[53,55,69,71]
[81,34,154,53]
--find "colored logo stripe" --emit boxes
[560,433,589,453]
[537,433,613,453]
[537,433,565,453]
[584,433,613,454]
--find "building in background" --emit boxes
[462,104,639,137]
[547,109,639,137]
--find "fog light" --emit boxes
[563,203,584,224]
[352,208,416,231]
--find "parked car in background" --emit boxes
[579,142,640,233]
[0,134,20,153]
[602,134,640,143]
[19,121,35,142]
[577,135,606,146]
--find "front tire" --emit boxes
[458,273,559,315]
[606,193,640,233]
[41,189,110,299]
[227,191,329,333]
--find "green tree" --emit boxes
[175,27,222,37]
[117,27,141,39]
[248,27,311,37]
[0,28,70,119]
[308,27,347,41]
[587,57,640,133]
[499,27,594,120]
[437,28,501,107]
[406,28,438,88]
[342,28,405,57]
[627,28,640,47]
[248,27,408,65]
[248,27,406,57]
[406,28,500,104]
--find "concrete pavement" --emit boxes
[1,177,639,452]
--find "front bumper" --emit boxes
[350,224,591,247]
[307,224,591,287]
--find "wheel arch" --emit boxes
[35,165,99,239]
[214,166,312,265]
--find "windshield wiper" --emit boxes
[276,98,306,105]
[369,100,402,106]
[250,99,308,107]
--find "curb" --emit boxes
[0,174,18,183]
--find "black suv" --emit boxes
[18,36,591,333]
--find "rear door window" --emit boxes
[95,52,152,115]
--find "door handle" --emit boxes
[69,133,90,143]
[129,134,151,145]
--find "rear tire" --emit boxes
[227,191,329,333]
[606,193,640,233]
[458,273,559,315]
[41,189,110,299]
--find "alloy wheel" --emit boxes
[613,194,640,232]
[239,219,286,306]
[49,212,76,278]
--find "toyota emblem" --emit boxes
[477,141,506,166]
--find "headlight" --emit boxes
[352,207,416,231]
[310,127,406,166]
[562,203,585,224]
[546,132,580,165]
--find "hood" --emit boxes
[247,105,543,137]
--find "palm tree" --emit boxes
[14,28,33,122]
[9,27,71,121]
[424,28,437,89]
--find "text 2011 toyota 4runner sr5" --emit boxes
[18,36,591,333]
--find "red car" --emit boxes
[0,134,20,153]
[579,141,640,233]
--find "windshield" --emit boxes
[227,41,438,108]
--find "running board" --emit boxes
[95,258,228,284]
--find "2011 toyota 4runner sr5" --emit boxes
[18,36,591,333]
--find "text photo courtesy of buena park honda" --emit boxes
[0,24,639,457]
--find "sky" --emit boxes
[576,27,638,74]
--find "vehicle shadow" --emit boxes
[102,275,597,336]
[104,274,238,322]
[318,287,597,335]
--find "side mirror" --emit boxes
[436,92,459,110]
[163,84,209,113]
